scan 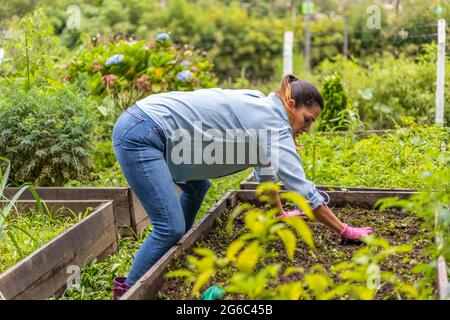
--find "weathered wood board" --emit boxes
[0,201,117,300]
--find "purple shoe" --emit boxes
[113,277,132,300]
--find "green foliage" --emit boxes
[0,80,95,186]
[299,119,449,188]
[317,45,450,128]
[65,34,216,149]
[0,157,39,257]
[0,9,67,88]
[148,0,286,80]
[376,169,450,299]
[0,156,79,274]
[59,227,152,300]
[66,36,216,104]
[309,16,345,67]
[166,182,430,300]
[166,182,316,298]
[0,207,78,273]
[317,74,361,131]
[3,0,450,82]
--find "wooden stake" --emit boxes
[435,19,446,124]
[283,31,294,75]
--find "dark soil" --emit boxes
[157,204,432,300]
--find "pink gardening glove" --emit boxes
[340,223,373,240]
[277,209,306,218]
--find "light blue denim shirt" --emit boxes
[136,88,325,209]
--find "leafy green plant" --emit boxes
[64,34,217,173]
[0,80,95,186]
[0,8,66,88]
[375,169,450,299]
[0,157,43,263]
[299,119,449,188]
[166,182,315,298]
[165,182,430,300]
[316,74,361,132]
[317,45,450,128]
[66,36,216,107]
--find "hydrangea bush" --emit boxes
[65,33,217,106]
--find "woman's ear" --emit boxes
[287,98,296,109]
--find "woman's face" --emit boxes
[288,99,321,137]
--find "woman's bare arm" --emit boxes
[311,204,344,233]
[273,192,344,233]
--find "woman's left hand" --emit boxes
[340,223,373,240]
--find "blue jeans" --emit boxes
[112,104,211,285]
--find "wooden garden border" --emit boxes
[0,201,117,300]
[122,188,447,300]
[240,173,416,193]
[121,191,237,300]
[4,187,149,236]
[0,199,107,217]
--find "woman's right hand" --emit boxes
[340,223,373,240]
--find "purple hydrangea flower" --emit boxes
[156,33,171,42]
[177,70,193,82]
[181,60,191,68]
[105,54,124,66]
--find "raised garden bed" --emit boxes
[122,189,447,300]
[3,187,149,236]
[57,228,150,300]
[0,207,80,274]
[240,173,417,192]
[0,201,117,299]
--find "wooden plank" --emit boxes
[4,187,132,232]
[236,189,416,209]
[20,226,117,299]
[121,191,235,300]
[0,201,117,300]
[240,175,416,193]
[3,187,129,202]
[313,129,389,136]
[0,200,106,217]
[325,191,416,208]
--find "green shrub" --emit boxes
[0,9,67,88]
[317,74,360,131]
[317,45,450,128]
[0,80,94,186]
[66,36,216,104]
[298,118,449,189]
[65,35,216,139]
